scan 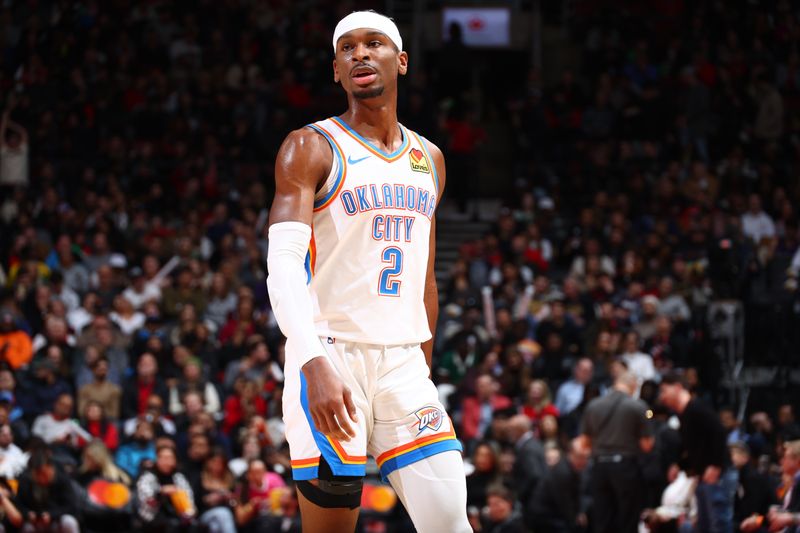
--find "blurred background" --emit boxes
[0,0,799,532]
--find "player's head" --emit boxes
[332,11,407,100]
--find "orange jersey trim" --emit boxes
[376,425,457,467]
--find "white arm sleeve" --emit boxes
[266,221,327,368]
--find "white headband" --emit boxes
[332,11,402,52]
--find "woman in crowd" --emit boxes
[193,447,237,533]
[466,441,502,510]
[81,400,119,451]
[520,379,560,429]
[135,444,196,532]
[78,440,133,531]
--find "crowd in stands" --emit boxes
[0,0,798,532]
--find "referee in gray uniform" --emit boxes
[580,372,654,533]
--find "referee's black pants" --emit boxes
[590,457,643,533]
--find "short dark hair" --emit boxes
[660,371,687,388]
[486,484,514,504]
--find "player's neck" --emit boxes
[340,99,402,152]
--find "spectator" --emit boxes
[204,273,238,330]
[136,444,197,532]
[123,394,176,438]
[223,337,271,391]
[31,393,91,454]
[162,267,207,319]
[0,102,29,188]
[520,379,560,426]
[528,438,590,532]
[479,484,527,533]
[554,357,594,416]
[122,267,162,310]
[192,447,237,533]
[109,295,145,336]
[116,420,157,478]
[77,356,122,420]
[659,372,736,533]
[741,194,776,245]
[80,400,120,451]
[619,331,657,391]
[234,458,286,533]
[0,423,28,479]
[222,379,267,436]
[168,358,221,417]
[466,442,501,509]
[760,440,800,532]
[0,478,22,531]
[731,441,775,532]
[461,374,513,445]
[16,448,80,533]
[120,353,169,421]
[77,441,133,532]
[505,414,546,523]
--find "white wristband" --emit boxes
[266,221,327,368]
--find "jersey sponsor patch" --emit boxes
[409,148,430,174]
[412,405,443,434]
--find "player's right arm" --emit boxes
[267,128,358,442]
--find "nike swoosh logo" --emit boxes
[347,155,370,165]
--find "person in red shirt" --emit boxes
[461,374,512,445]
[81,400,119,451]
[520,379,560,431]
[221,379,267,435]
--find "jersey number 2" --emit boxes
[378,247,403,296]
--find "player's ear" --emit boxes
[398,51,408,76]
[333,58,340,83]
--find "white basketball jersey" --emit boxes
[304,116,439,344]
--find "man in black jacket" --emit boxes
[528,438,591,532]
[15,448,80,532]
[506,414,546,523]
[659,372,736,533]
[730,441,775,531]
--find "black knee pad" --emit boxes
[296,457,363,510]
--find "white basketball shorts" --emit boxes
[283,337,462,481]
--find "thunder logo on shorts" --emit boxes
[413,405,443,435]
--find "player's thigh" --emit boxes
[283,338,370,480]
[297,490,359,533]
[387,450,471,533]
[369,344,462,480]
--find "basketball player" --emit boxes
[266,10,471,533]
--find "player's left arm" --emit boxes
[421,138,446,373]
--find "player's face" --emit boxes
[333,29,408,100]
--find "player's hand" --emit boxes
[302,357,358,442]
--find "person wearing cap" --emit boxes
[266,10,469,532]
[122,266,162,310]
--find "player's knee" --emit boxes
[296,477,364,510]
[296,457,364,510]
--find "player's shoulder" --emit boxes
[280,125,331,154]
[277,125,333,166]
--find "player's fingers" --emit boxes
[320,410,350,440]
[333,403,356,440]
[309,409,327,434]
[343,387,358,423]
